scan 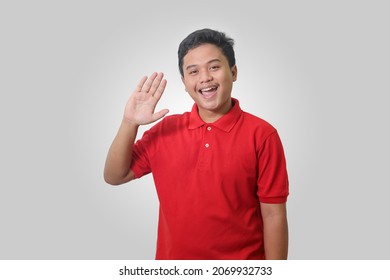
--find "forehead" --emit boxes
[183,43,228,66]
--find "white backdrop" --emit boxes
[0,0,389,259]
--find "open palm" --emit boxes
[124,72,169,125]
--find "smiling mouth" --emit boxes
[199,86,218,98]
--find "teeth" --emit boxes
[200,87,216,93]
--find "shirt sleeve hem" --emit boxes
[259,196,288,204]
[130,166,145,180]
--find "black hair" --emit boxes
[178,28,235,77]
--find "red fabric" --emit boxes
[131,99,289,259]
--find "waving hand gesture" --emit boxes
[124,72,169,125]
[104,72,169,185]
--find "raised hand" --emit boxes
[124,72,169,125]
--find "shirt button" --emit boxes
[205,143,210,148]
[207,127,212,131]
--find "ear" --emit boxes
[231,65,238,81]
[181,76,187,92]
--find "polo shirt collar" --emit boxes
[188,98,242,132]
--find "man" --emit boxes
[104,28,289,260]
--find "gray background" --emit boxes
[0,0,389,259]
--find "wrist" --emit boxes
[121,117,140,130]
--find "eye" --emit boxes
[210,65,220,71]
[189,69,198,75]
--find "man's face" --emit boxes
[181,43,237,122]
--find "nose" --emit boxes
[199,69,212,83]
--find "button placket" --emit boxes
[204,126,212,149]
[197,125,213,170]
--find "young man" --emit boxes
[104,29,289,260]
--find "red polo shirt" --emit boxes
[131,98,289,260]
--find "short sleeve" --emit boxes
[257,131,289,203]
[130,130,154,179]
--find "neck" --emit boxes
[198,99,233,123]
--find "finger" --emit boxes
[149,72,164,95]
[141,72,158,92]
[135,75,148,92]
[153,79,167,100]
[151,108,169,122]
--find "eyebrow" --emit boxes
[185,59,221,70]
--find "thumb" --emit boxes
[151,109,169,122]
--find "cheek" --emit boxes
[222,73,235,86]
[186,81,197,92]
[184,82,197,96]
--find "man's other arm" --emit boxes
[260,202,289,259]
